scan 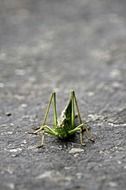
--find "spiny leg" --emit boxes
[80,127,85,146]
[72,91,95,143]
[42,91,57,128]
[52,92,58,127]
[68,123,84,145]
[71,91,75,128]
[42,92,55,126]
[69,122,94,145]
[37,129,45,148]
[37,125,58,148]
[35,92,58,147]
[72,91,85,144]
[31,92,54,136]
[71,90,82,124]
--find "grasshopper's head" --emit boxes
[57,117,65,128]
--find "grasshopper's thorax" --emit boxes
[54,109,70,138]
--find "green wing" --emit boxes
[60,97,75,129]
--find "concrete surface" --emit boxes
[0,0,126,190]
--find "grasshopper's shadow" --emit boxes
[52,133,81,149]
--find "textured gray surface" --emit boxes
[0,0,126,190]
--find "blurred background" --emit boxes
[0,0,126,113]
[0,1,126,190]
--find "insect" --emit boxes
[32,91,94,148]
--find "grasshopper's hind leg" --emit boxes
[30,92,54,136]
[72,91,95,144]
[34,92,58,148]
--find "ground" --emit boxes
[0,0,126,190]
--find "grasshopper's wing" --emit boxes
[59,97,75,129]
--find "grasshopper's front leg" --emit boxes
[30,125,45,148]
[36,125,58,148]
[69,123,94,145]
[68,123,85,145]
[80,126,85,145]
[37,127,45,148]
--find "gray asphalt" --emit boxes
[0,0,126,190]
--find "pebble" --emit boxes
[88,114,101,121]
[110,69,121,78]
[109,123,126,127]
[9,148,22,153]
[5,112,12,116]
[64,166,75,170]
[22,140,27,144]
[20,140,27,147]
[88,92,94,97]
[15,69,25,76]
[108,182,117,187]
[21,104,27,108]
[10,123,14,127]
[36,171,53,179]
[6,167,14,174]
[6,131,13,135]
[69,148,84,154]
[0,52,6,60]
[117,160,122,164]
[112,82,120,89]
[14,95,25,100]
[76,173,83,179]
[0,83,4,88]
[36,170,72,183]
[6,183,15,189]
[99,150,104,154]
[74,153,79,157]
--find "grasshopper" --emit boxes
[32,91,94,147]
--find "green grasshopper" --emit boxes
[32,91,94,147]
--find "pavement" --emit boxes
[0,0,126,190]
